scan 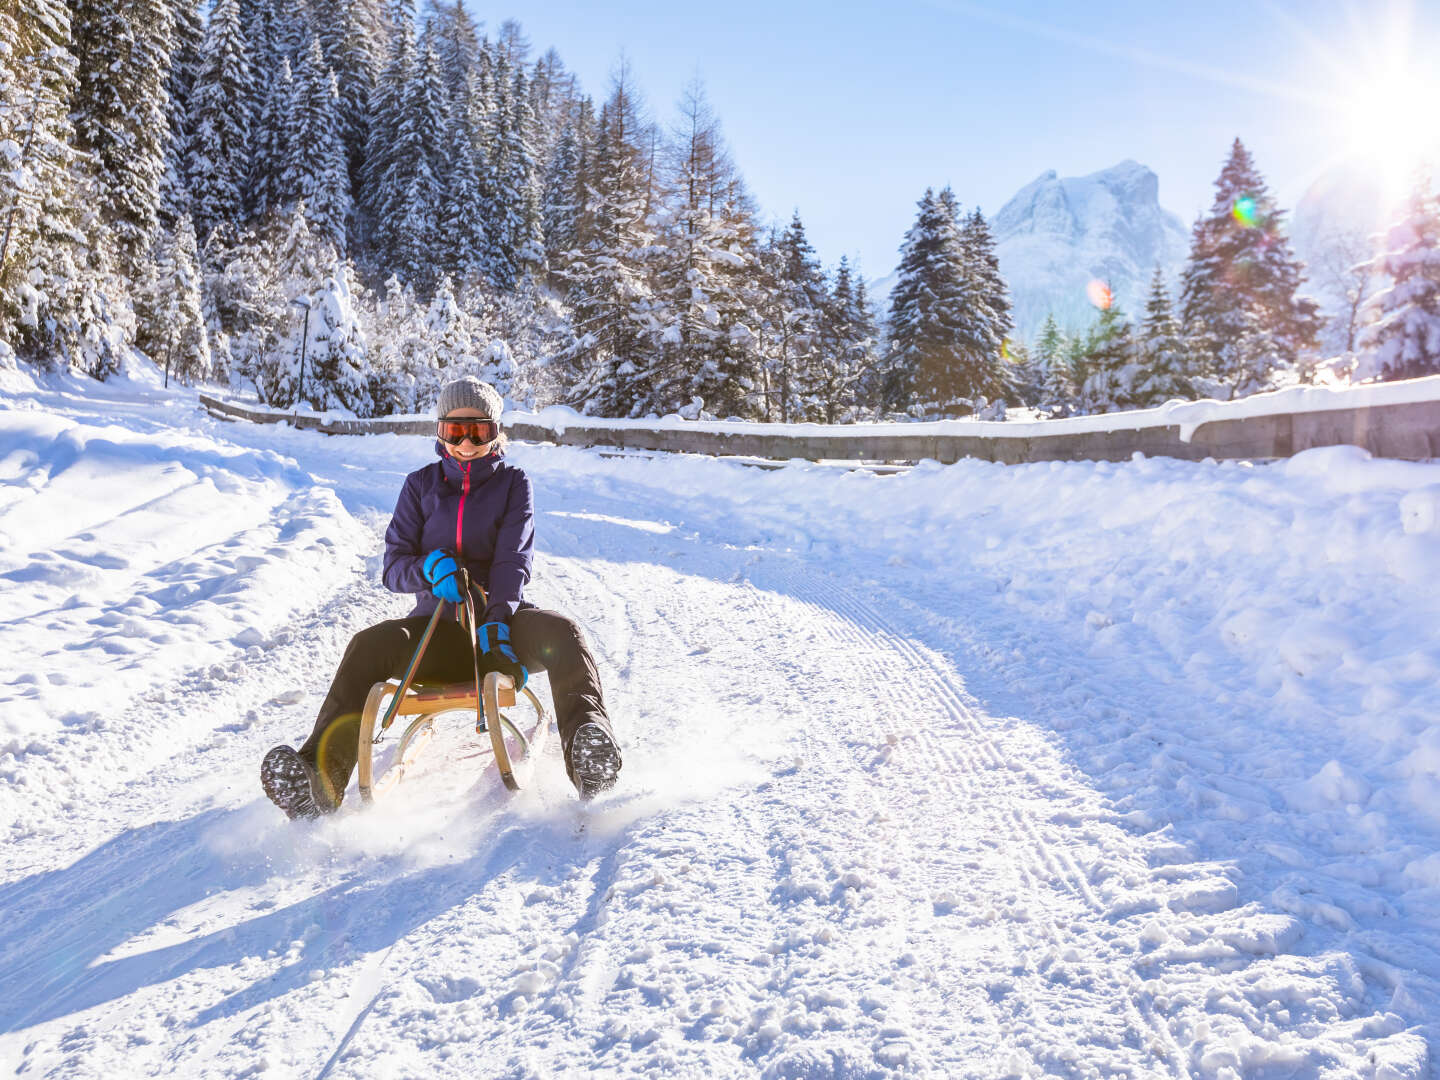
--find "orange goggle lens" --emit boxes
[437,419,499,445]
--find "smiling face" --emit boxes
[439,406,497,461]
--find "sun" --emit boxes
[1336,56,1440,206]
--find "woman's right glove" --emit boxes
[476,621,529,690]
[422,549,465,604]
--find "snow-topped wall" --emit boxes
[200,377,1440,465]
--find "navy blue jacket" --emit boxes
[382,441,535,623]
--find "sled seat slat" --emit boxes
[392,679,517,714]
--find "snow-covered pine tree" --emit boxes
[754,212,828,422]
[303,259,369,411]
[311,0,383,203]
[1077,303,1138,413]
[560,67,656,416]
[646,79,759,418]
[0,0,79,360]
[1133,267,1194,406]
[1033,315,1074,416]
[249,57,294,222]
[424,0,479,100]
[68,0,172,281]
[885,187,986,415]
[810,255,876,422]
[187,0,253,241]
[436,79,488,284]
[1357,173,1440,381]
[1179,138,1320,396]
[156,213,211,385]
[159,0,204,227]
[485,67,546,289]
[362,0,419,266]
[287,37,352,250]
[959,206,1015,401]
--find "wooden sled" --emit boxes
[354,571,550,803]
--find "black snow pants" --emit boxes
[298,608,609,803]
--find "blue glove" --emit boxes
[422,549,465,604]
[477,621,528,690]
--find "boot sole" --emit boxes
[261,745,327,820]
[570,724,622,801]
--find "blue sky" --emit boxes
[492,0,1440,278]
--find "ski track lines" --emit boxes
[0,458,1420,1078]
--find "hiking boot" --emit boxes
[566,722,622,800]
[261,745,336,820]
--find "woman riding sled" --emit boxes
[260,376,623,818]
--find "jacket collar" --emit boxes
[435,441,503,487]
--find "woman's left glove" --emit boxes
[476,622,528,690]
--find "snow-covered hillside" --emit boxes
[993,160,1191,341]
[2,372,1439,1078]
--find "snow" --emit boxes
[3,372,1440,1077]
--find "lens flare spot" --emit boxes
[1086,280,1113,310]
[1232,195,1260,227]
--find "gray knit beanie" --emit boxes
[436,376,503,421]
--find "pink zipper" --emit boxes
[456,460,470,556]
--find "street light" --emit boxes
[290,296,312,409]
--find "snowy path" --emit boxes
[2,376,1438,1078]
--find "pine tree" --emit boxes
[436,79,488,283]
[885,187,990,414]
[303,259,369,411]
[646,79,759,418]
[311,0,383,202]
[756,211,828,421]
[156,214,211,385]
[362,0,418,263]
[187,0,253,241]
[160,0,205,226]
[287,38,352,249]
[1134,268,1194,405]
[1179,138,1320,395]
[485,67,546,289]
[959,207,1015,401]
[68,0,172,280]
[249,57,295,221]
[1033,314,1073,414]
[1358,174,1440,381]
[1077,303,1138,413]
[560,67,656,415]
[424,0,479,99]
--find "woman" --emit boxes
[260,376,623,819]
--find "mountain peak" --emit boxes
[992,161,1187,339]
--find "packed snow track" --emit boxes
[2,376,1438,1079]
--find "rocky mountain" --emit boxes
[991,160,1190,342]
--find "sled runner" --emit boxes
[355,573,550,802]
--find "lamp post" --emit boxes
[290,296,312,409]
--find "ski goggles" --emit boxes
[437,418,500,445]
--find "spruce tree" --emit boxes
[160,0,205,226]
[754,212,827,421]
[362,0,419,263]
[1078,303,1138,413]
[1358,174,1440,380]
[960,207,1015,401]
[560,68,656,415]
[249,57,295,221]
[68,0,172,280]
[187,0,253,241]
[287,38,352,250]
[647,79,759,418]
[1179,138,1320,395]
[1134,268,1194,405]
[156,214,212,385]
[885,187,988,414]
